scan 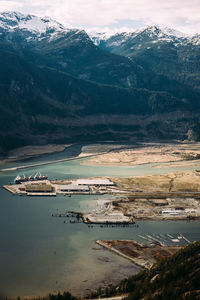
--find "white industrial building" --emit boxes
[84,211,133,223]
[161,210,182,215]
[76,179,114,186]
[162,209,197,215]
[60,184,90,192]
[185,209,197,214]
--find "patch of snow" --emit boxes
[188,34,200,45]
[126,76,132,87]
[88,32,110,45]
[0,11,69,35]
[18,16,48,33]
[157,26,188,38]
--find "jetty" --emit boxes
[96,239,182,269]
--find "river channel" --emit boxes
[0,144,200,298]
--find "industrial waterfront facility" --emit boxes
[3,174,200,222]
[4,177,116,196]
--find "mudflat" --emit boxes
[81,142,200,167]
[0,144,71,165]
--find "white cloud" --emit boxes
[0,0,200,34]
[0,1,23,11]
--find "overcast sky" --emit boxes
[0,0,200,34]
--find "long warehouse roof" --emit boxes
[60,184,90,191]
[76,179,114,185]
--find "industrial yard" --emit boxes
[82,201,135,224]
[112,193,200,220]
[109,170,200,220]
[68,191,200,224]
[96,240,182,269]
[3,170,200,221]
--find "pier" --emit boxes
[51,210,138,227]
[96,239,183,269]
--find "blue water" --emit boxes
[0,144,200,298]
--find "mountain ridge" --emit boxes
[89,25,200,47]
[0,11,200,154]
[1,12,199,46]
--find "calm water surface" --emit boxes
[0,144,200,297]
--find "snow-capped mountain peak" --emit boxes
[156,26,188,38]
[0,12,199,47]
[88,25,199,49]
[0,11,67,34]
[138,25,190,43]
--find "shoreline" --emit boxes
[0,144,74,166]
[80,142,200,167]
[1,142,200,299]
[0,152,109,172]
[2,141,200,171]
